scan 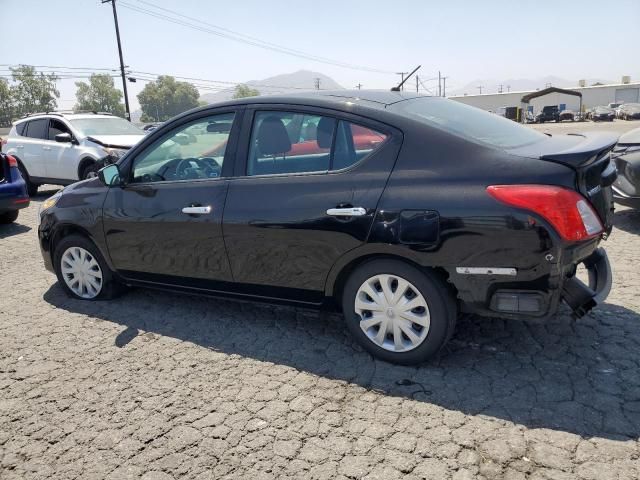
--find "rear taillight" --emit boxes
[6,155,18,168]
[487,185,603,241]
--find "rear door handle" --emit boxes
[182,205,212,215]
[42,146,51,151]
[326,207,367,217]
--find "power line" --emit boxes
[119,0,394,74]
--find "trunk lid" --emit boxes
[511,132,618,233]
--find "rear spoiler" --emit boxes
[539,132,618,168]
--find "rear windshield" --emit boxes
[70,117,143,136]
[390,97,546,149]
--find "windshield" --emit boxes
[390,97,546,149]
[70,117,143,136]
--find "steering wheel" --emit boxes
[175,157,202,179]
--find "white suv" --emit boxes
[4,112,145,195]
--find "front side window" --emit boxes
[48,119,71,141]
[131,112,234,184]
[25,119,49,139]
[247,111,388,176]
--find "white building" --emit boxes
[450,78,640,114]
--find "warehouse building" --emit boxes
[450,77,639,115]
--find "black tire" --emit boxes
[0,210,19,224]
[17,162,38,196]
[341,259,457,365]
[53,234,123,300]
[81,162,99,180]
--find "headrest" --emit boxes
[317,117,336,149]
[257,116,292,155]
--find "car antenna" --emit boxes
[391,65,421,91]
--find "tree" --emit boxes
[10,65,59,117]
[232,84,260,99]
[0,79,12,127]
[137,76,200,123]
[74,74,125,117]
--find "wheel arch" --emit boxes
[77,156,99,180]
[325,247,455,309]
[50,223,116,273]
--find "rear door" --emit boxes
[103,109,240,287]
[22,118,49,178]
[222,106,402,303]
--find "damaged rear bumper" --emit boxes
[561,248,612,318]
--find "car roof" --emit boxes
[13,112,116,124]
[210,89,426,110]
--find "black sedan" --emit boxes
[37,91,615,364]
[612,126,640,209]
[591,106,615,121]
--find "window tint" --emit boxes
[25,119,49,139]
[131,112,234,184]
[48,119,71,141]
[246,111,388,176]
[15,122,27,136]
[390,97,546,149]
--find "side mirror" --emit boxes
[98,164,121,187]
[55,132,73,143]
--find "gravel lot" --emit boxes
[1,121,639,479]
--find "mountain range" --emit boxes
[449,76,614,96]
[199,70,344,104]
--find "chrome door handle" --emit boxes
[16,145,24,149]
[182,206,212,215]
[42,146,51,151]
[326,207,367,217]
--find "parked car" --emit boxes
[0,153,29,223]
[38,91,615,364]
[591,106,615,122]
[612,126,640,209]
[558,110,575,122]
[618,103,640,120]
[535,105,560,123]
[4,112,145,195]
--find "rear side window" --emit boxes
[15,122,27,136]
[390,97,546,149]
[24,119,49,140]
[247,111,388,176]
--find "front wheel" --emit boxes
[81,163,99,180]
[53,234,122,300]
[341,259,456,365]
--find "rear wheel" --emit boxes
[53,234,122,300]
[0,211,19,224]
[341,259,456,365]
[17,163,38,196]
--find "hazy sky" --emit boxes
[2,0,639,111]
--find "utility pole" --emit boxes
[477,85,483,94]
[442,76,448,97]
[438,71,441,97]
[416,75,419,93]
[507,85,511,92]
[102,0,131,121]
[396,72,408,91]
[498,84,503,93]
[355,83,363,90]
[314,77,321,90]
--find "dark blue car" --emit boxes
[0,153,30,223]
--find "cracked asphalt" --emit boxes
[1,188,639,480]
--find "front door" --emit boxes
[103,110,239,287]
[222,107,402,303]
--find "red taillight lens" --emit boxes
[486,185,603,241]
[6,155,18,168]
